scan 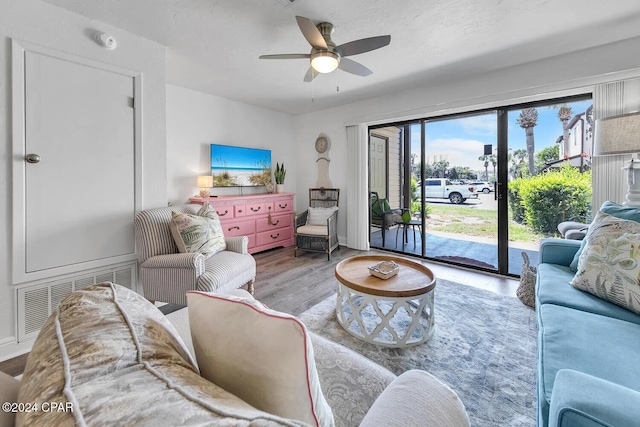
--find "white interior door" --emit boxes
[23,51,135,273]
[369,135,388,199]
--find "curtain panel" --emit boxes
[346,124,370,250]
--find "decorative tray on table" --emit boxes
[368,260,400,280]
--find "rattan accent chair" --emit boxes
[294,188,340,261]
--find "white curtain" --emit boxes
[346,124,370,250]
[592,81,628,210]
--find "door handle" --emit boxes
[25,154,40,164]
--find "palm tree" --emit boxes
[433,160,449,178]
[510,148,527,178]
[517,108,539,176]
[489,154,497,182]
[557,105,573,159]
[478,155,490,180]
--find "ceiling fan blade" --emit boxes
[336,35,391,57]
[296,16,327,50]
[259,54,310,59]
[338,57,373,77]
[303,67,318,82]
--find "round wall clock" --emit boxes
[315,137,330,154]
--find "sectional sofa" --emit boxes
[536,202,640,427]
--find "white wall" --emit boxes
[166,84,296,205]
[294,36,640,245]
[0,0,166,356]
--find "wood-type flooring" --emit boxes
[0,245,518,377]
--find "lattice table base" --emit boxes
[336,282,435,348]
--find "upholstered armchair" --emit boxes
[294,188,340,261]
[134,204,256,305]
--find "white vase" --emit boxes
[276,184,285,193]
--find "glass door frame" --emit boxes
[369,93,592,277]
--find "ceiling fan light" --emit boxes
[311,51,339,73]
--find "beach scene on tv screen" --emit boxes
[210,144,272,187]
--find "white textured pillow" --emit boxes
[570,211,640,315]
[307,206,338,226]
[187,291,334,427]
[169,203,226,258]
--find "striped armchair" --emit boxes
[134,205,256,306]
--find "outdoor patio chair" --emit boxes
[370,191,403,246]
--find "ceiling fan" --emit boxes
[259,16,391,82]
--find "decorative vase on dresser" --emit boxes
[189,193,295,254]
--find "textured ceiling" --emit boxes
[43,0,640,115]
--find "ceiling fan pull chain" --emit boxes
[312,75,315,102]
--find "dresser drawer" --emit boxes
[274,200,293,213]
[236,202,267,217]
[215,206,233,219]
[255,214,292,233]
[223,219,255,237]
[256,227,292,247]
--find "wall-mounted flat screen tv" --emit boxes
[210,144,272,187]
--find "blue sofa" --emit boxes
[536,238,640,427]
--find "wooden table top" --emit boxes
[335,255,436,297]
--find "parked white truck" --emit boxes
[422,178,479,204]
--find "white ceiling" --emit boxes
[43,0,640,115]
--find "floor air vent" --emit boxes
[17,262,137,341]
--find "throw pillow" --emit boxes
[570,211,640,315]
[307,206,338,226]
[370,196,391,218]
[569,201,640,271]
[169,204,226,258]
[187,291,335,427]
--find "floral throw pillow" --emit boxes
[570,211,640,315]
[169,204,226,258]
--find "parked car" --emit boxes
[470,181,494,194]
[421,178,479,204]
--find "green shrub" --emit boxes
[516,166,591,234]
[508,178,526,222]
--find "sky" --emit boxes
[210,144,272,170]
[409,99,593,176]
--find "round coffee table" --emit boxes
[334,255,436,348]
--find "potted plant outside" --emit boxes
[274,162,286,193]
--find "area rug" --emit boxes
[298,279,538,427]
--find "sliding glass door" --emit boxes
[369,95,592,276]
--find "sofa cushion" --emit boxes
[570,201,640,271]
[17,283,305,427]
[170,207,226,258]
[187,291,334,427]
[359,370,469,427]
[197,250,256,294]
[537,304,640,426]
[570,211,640,315]
[536,263,640,324]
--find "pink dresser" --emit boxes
[189,193,295,254]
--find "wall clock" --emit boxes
[315,137,330,154]
[315,135,332,187]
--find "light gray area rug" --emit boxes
[299,279,537,427]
